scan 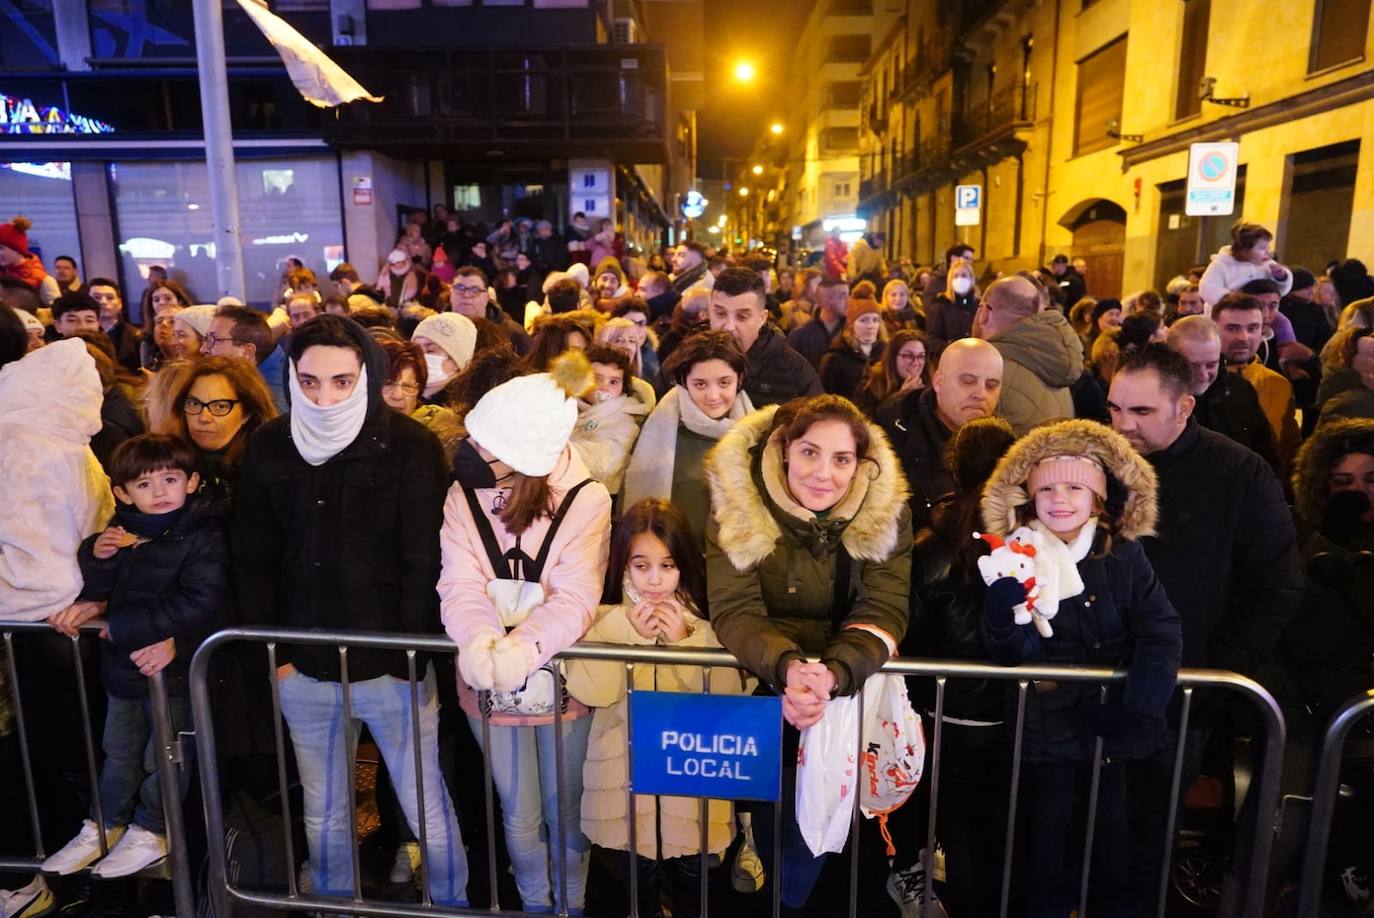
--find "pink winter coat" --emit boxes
[439,446,612,726]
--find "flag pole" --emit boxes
[192,0,247,300]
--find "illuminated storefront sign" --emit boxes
[1,92,114,135]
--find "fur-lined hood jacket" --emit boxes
[703,404,913,696]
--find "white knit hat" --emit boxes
[175,304,218,338]
[566,263,590,290]
[413,313,477,371]
[464,350,594,476]
[11,307,42,334]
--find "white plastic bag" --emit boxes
[795,689,861,857]
[796,673,926,858]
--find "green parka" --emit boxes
[704,404,913,696]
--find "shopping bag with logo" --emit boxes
[858,673,926,855]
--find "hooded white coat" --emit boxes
[0,340,114,621]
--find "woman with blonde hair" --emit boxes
[926,260,980,357]
[879,278,923,333]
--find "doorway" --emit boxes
[1064,199,1126,300]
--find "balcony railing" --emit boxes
[323,45,668,160]
[901,33,952,98]
[952,80,1037,151]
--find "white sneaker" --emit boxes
[41,821,125,876]
[90,824,167,878]
[730,822,764,894]
[0,876,54,918]
[886,856,949,918]
[388,841,421,884]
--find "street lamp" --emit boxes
[769,122,784,135]
[738,186,750,197]
[751,164,763,175]
[733,60,756,82]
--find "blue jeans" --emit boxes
[95,693,193,835]
[279,668,468,906]
[466,715,591,914]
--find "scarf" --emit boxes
[117,502,188,539]
[621,385,753,507]
[288,362,370,466]
[1027,517,1096,620]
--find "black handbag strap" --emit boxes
[462,479,594,583]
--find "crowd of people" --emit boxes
[1,205,1373,918]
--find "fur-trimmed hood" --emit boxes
[704,403,910,571]
[1292,418,1374,532]
[981,419,1158,540]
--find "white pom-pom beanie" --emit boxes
[464,351,592,477]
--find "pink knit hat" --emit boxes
[1028,454,1107,499]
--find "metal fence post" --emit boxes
[149,669,196,918]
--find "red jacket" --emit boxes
[824,238,848,280]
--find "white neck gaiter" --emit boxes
[288,362,370,466]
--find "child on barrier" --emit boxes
[439,349,612,915]
[43,434,226,879]
[977,419,1182,915]
[569,344,651,503]
[565,499,755,918]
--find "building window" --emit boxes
[0,161,80,270]
[1310,0,1369,72]
[1175,0,1209,120]
[829,35,871,63]
[1282,140,1359,271]
[823,127,860,153]
[1073,35,1127,156]
[834,182,852,198]
[827,81,862,108]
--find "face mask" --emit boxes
[952,277,973,296]
[423,353,453,397]
[454,439,500,490]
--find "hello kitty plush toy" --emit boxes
[973,528,1056,638]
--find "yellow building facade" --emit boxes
[849,0,1372,299]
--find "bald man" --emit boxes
[974,276,1083,435]
[878,337,1004,529]
[1166,315,1278,469]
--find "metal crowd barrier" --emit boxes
[0,620,197,918]
[1295,690,1374,917]
[185,627,1286,918]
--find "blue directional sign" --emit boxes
[629,691,782,802]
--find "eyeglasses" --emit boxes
[452,284,486,296]
[184,396,241,417]
[382,380,421,396]
[202,333,244,348]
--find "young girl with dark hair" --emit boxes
[565,499,753,918]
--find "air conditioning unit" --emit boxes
[613,17,639,44]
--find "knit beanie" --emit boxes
[1091,298,1122,323]
[464,349,595,476]
[413,313,477,371]
[567,262,591,290]
[846,295,880,326]
[175,304,218,338]
[593,256,626,286]
[11,306,42,335]
[0,216,32,257]
[1028,454,1107,500]
[1289,267,1316,293]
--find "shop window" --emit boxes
[1282,140,1359,272]
[0,160,80,270]
[1073,35,1127,156]
[1310,0,1369,72]
[1175,0,1210,120]
[109,156,344,309]
[452,184,482,210]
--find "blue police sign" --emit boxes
[629,692,782,802]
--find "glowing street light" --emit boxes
[738,186,750,198]
[769,122,784,135]
[733,60,757,82]
[751,164,764,175]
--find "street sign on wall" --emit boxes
[955,184,981,226]
[569,159,615,221]
[1185,142,1239,216]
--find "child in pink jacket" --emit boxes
[439,351,611,916]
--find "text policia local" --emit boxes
[660,731,759,780]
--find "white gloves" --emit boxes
[491,636,537,692]
[458,630,501,691]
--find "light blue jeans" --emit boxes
[279,667,468,906]
[466,715,592,915]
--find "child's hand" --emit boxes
[1268,261,1288,280]
[629,600,660,640]
[94,526,136,560]
[130,638,176,677]
[651,599,691,643]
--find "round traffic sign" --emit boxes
[1197,152,1229,182]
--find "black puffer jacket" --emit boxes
[925,293,978,357]
[819,335,882,399]
[1193,368,1279,471]
[77,497,227,699]
[742,324,822,408]
[234,319,449,683]
[877,386,953,532]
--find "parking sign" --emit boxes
[955,184,981,226]
[1185,142,1239,216]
